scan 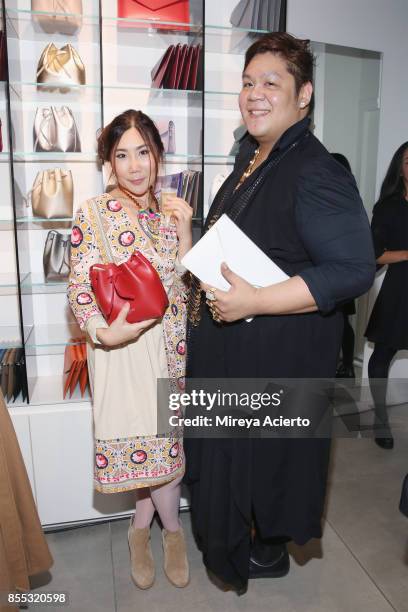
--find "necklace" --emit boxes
[234,147,260,191]
[117,183,157,212]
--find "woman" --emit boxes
[0,390,53,610]
[67,110,192,589]
[365,142,408,450]
[184,33,375,592]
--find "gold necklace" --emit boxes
[234,147,260,191]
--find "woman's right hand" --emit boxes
[96,303,157,347]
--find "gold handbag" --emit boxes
[43,230,71,282]
[30,168,73,219]
[36,43,85,91]
[32,0,83,35]
[34,106,81,152]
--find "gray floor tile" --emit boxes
[326,437,408,612]
[31,523,115,612]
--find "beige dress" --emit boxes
[67,193,188,493]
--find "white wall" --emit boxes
[287,0,408,199]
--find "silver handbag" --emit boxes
[43,230,71,282]
[33,106,81,152]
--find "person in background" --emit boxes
[332,153,357,379]
[67,109,192,589]
[0,390,53,610]
[184,33,375,593]
[365,141,408,450]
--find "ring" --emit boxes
[205,288,217,302]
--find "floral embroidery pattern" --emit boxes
[68,193,189,493]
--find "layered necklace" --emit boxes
[234,146,261,191]
[117,183,158,212]
[117,183,160,243]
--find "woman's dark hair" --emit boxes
[244,32,315,115]
[331,153,352,172]
[97,109,164,183]
[378,141,408,203]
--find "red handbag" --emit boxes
[118,0,190,30]
[90,251,169,324]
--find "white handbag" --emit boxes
[33,106,81,153]
[32,0,83,35]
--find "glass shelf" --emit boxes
[0,326,23,349]
[6,8,202,33]
[20,274,67,294]
[12,152,97,163]
[104,84,202,95]
[0,274,21,296]
[205,23,265,55]
[16,215,73,224]
[0,219,15,230]
[24,322,84,350]
[10,81,101,92]
[26,374,91,406]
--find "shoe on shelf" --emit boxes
[162,526,190,587]
[128,522,155,589]
[335,363,355,379]
[249,541,290,579]
[375,436,394,450]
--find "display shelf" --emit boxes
[0,219,15,230]
[16,215,73,224]
[12,152,98,162]
[0,326,23,348]
[104,84,202,96]
[24,322,84,349]
[6,8,201,33]
[10,81,101,92]
[20,274,67,295]
[0,273,27,295]
[205,23,266,55]
[27,374,91,407]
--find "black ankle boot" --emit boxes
[249,535,290,579]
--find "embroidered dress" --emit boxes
[67,193,188,493]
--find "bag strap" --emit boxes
[88,197,113,264]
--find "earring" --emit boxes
[300,101,306,108]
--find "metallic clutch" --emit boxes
[30,168,73,219]
[36,43,86,91]
[33,106,81,152]
[43,230,71,282]
[32,0,83,35]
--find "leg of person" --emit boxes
[368,342,398,449]
[151,475,189,587]
[128,487,156,589]
[336,313,355,378]
[341,315,355,374]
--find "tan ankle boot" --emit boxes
[162,526,190,587]
[128,523,155,589]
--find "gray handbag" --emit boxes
[230,0,286,31]
[43,230,71,282]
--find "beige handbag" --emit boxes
[30,168,73,219]
[32,0,83,34]
[37,43,85,91]
[33,106,81,152]
[43,230,71,282]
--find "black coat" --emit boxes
[184,118,375,590]
[365,195,408,349]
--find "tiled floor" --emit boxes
[31,427,408,612]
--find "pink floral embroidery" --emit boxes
[96,453,108,469]
[77,292,93,305]
[119,231,135,246]
[107,199,122,212]
[71,226,83,247]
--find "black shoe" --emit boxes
[336,363,355,379]
[249,544,290,579]
[375,436,394,450]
